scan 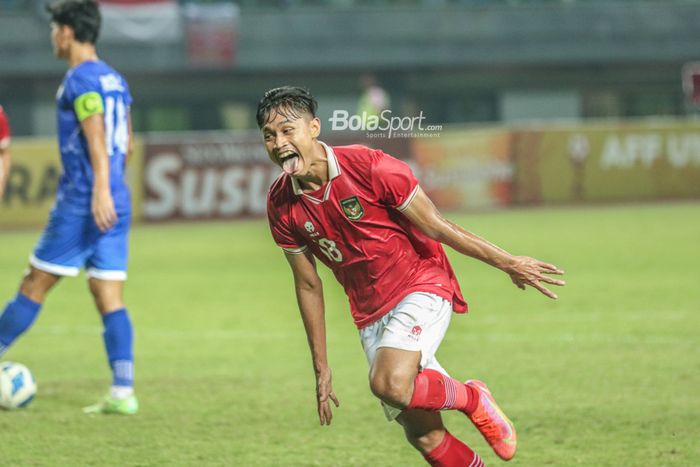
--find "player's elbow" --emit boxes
[419,218,450,244]
[432,229,454,246]
[295,276,322,292]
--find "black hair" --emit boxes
[46,0,101,45]
[256,86,318,129]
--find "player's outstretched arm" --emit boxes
[285,250,340,425]
[401,186,565,299]
[81,113,117,232]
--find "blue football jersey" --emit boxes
[55,60,132,215]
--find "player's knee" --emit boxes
[404,427,445,453]
[369,372,412,408]
[94,296,124,315]
[19,268,57,303]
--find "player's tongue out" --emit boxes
[281,154,300,175]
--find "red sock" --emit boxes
[423,431,483,467]
[408,369,479,414]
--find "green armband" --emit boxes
[74,92,104,121]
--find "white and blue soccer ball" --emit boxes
[0,362,37,410]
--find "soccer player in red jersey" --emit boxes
[261,86,565,466]
[0,105,11,200]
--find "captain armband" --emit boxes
[74,92,104,121]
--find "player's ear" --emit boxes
[309,117,321,138]
[60,24,75,41]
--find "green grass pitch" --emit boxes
[1,202,699,466]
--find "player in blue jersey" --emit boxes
[0,0,137,415]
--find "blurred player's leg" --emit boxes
[83,278,138,415]
[82,212,137,415]
[398,409,484,466]
[0,267,60,358]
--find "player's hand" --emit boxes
[92,187,117,232]
[315,367,340,426]
[507,256,565,299]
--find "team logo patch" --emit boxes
[304,221,315,233]
[339,196,365,221]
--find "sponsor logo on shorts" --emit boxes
[408,325,422,341]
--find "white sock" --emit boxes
[110,385,134,400]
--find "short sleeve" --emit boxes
[371,150,419,211]
[123,78,133,107]
[0,107,10,149]
[267,196,307,254]
[64,71,99,103]
[65,72,104,121]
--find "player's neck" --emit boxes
[296,142,329,192]
[67,43,99,69]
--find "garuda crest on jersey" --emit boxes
[339,196,364,221]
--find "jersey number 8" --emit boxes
[318,238,343,263]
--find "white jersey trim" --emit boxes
[282,245,308,255]
[86,268,127,281]
[397,184,420,212]
[30,254,80,277]
[301,182,332,205]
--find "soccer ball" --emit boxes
[0,362,37,410]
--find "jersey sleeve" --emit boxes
[371,149,419,211]
[267,196,307,254]
[0,107,10,149]
[65,72,104,122]
[123,78,133,107]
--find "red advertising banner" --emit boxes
[143,132,279,221]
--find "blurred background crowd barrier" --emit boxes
[1,0,699,226]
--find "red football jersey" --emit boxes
[267,143,467,329]
[0,106,10,150]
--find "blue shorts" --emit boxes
[30,208,131,281]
